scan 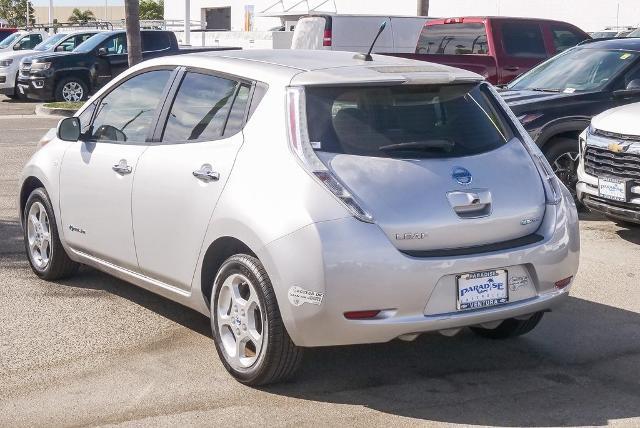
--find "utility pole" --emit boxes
[417,0,429,16]
[105,0,109,21]
[48,0,53,25]
[124,0,142,66]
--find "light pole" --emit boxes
[48,0,53,25]
[184,0,191,45]
[105,0,108,21]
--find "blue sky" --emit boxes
[32,0,124,5]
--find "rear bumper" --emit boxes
[259,189,580,347]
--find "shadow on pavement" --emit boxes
[3,218,639,425]
[268,297,640,426]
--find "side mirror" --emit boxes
[13,43,21,50]
[626,79,640,90]
[57,117,81,142]
[97,47,108,56]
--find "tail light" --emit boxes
[323,29,332,46]
[555,276,573,289]
[488,85,562,205]
[286,87,374,223]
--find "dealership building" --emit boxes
[165,0,640,33]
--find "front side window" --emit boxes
[509,48,639,92]
[101,34,127,55]
[162,72,243,142]
[305,83,515,159]
[501,23,546,58]
[90,70,171,143]
[416,23,488,55]
[34,33,66,51]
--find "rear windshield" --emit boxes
[416,23,488,55]
[305,83,515,159]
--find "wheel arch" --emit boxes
[54,69,92,93]
[19,175,46,226]
[200,236,258,309]
[536,117,590,150]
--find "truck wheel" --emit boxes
[470,312,544,339]
[210,254,303,386]
[55,77,88,102]
[544,137,580,199]
[24,187,79,280]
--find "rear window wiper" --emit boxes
[379,140,455,153]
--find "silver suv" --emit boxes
[19,50,580,385]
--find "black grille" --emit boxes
[584,145,640,181]
[586,195,640,213]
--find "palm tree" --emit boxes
[124,0,142,66]
[68,8,96,23]
[417,0,429,16]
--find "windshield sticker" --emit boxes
[563,88,576,94]
[288,286,324,307]
[310,141,322,149]
[621,53,632,60]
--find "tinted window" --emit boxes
[100,34,127,55]
[162,72,239,142]
[223,84,251,136]
[90,70,171,143]
[501,23,546,58]
[509,48,639,92]
[305,83,514,159]
[142,32,171,51]
[552,27,585,53]
[416,23,488,55]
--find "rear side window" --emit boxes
[162,72,244,142]
[416,23,488,55]
[552,27,586,53]
[305,83,515,159]
[142,32,171,52]
[501,23,546,58]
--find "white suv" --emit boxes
[19,50,580,385]
[577,102,640,223]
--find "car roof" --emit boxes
[427,16,578,25]
[580,37,640,51]
[148,49,483,86]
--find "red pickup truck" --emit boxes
[393,17,590,85]
[0,27,17,43]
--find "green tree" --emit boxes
[0,0,35,27]
[139,0,163,20]
[68,8,96,23]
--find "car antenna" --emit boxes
[353,21,387,61]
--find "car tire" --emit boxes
[469,312,544,339]
[55,77,88,102]
[543,137,580,199]
[23,187,79,280]
[210,254,303,386]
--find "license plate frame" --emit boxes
[598,176,628,202]
[456,269,509,311]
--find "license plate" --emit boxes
[457,269,508,311]
[598,176,627,202]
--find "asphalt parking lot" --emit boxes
[0,95,639,427]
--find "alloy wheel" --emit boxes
[216,273,266,370]
[26,201,51,270]
[551,151,580,197]
[62,81,84,102]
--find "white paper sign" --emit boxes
[288,286,324,306]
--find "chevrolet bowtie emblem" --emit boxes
[608,143,626,153]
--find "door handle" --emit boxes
[504,66,520,72]
[193,164,220,182]
[112,159,132,175]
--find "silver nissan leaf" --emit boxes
[19,50,580,385]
